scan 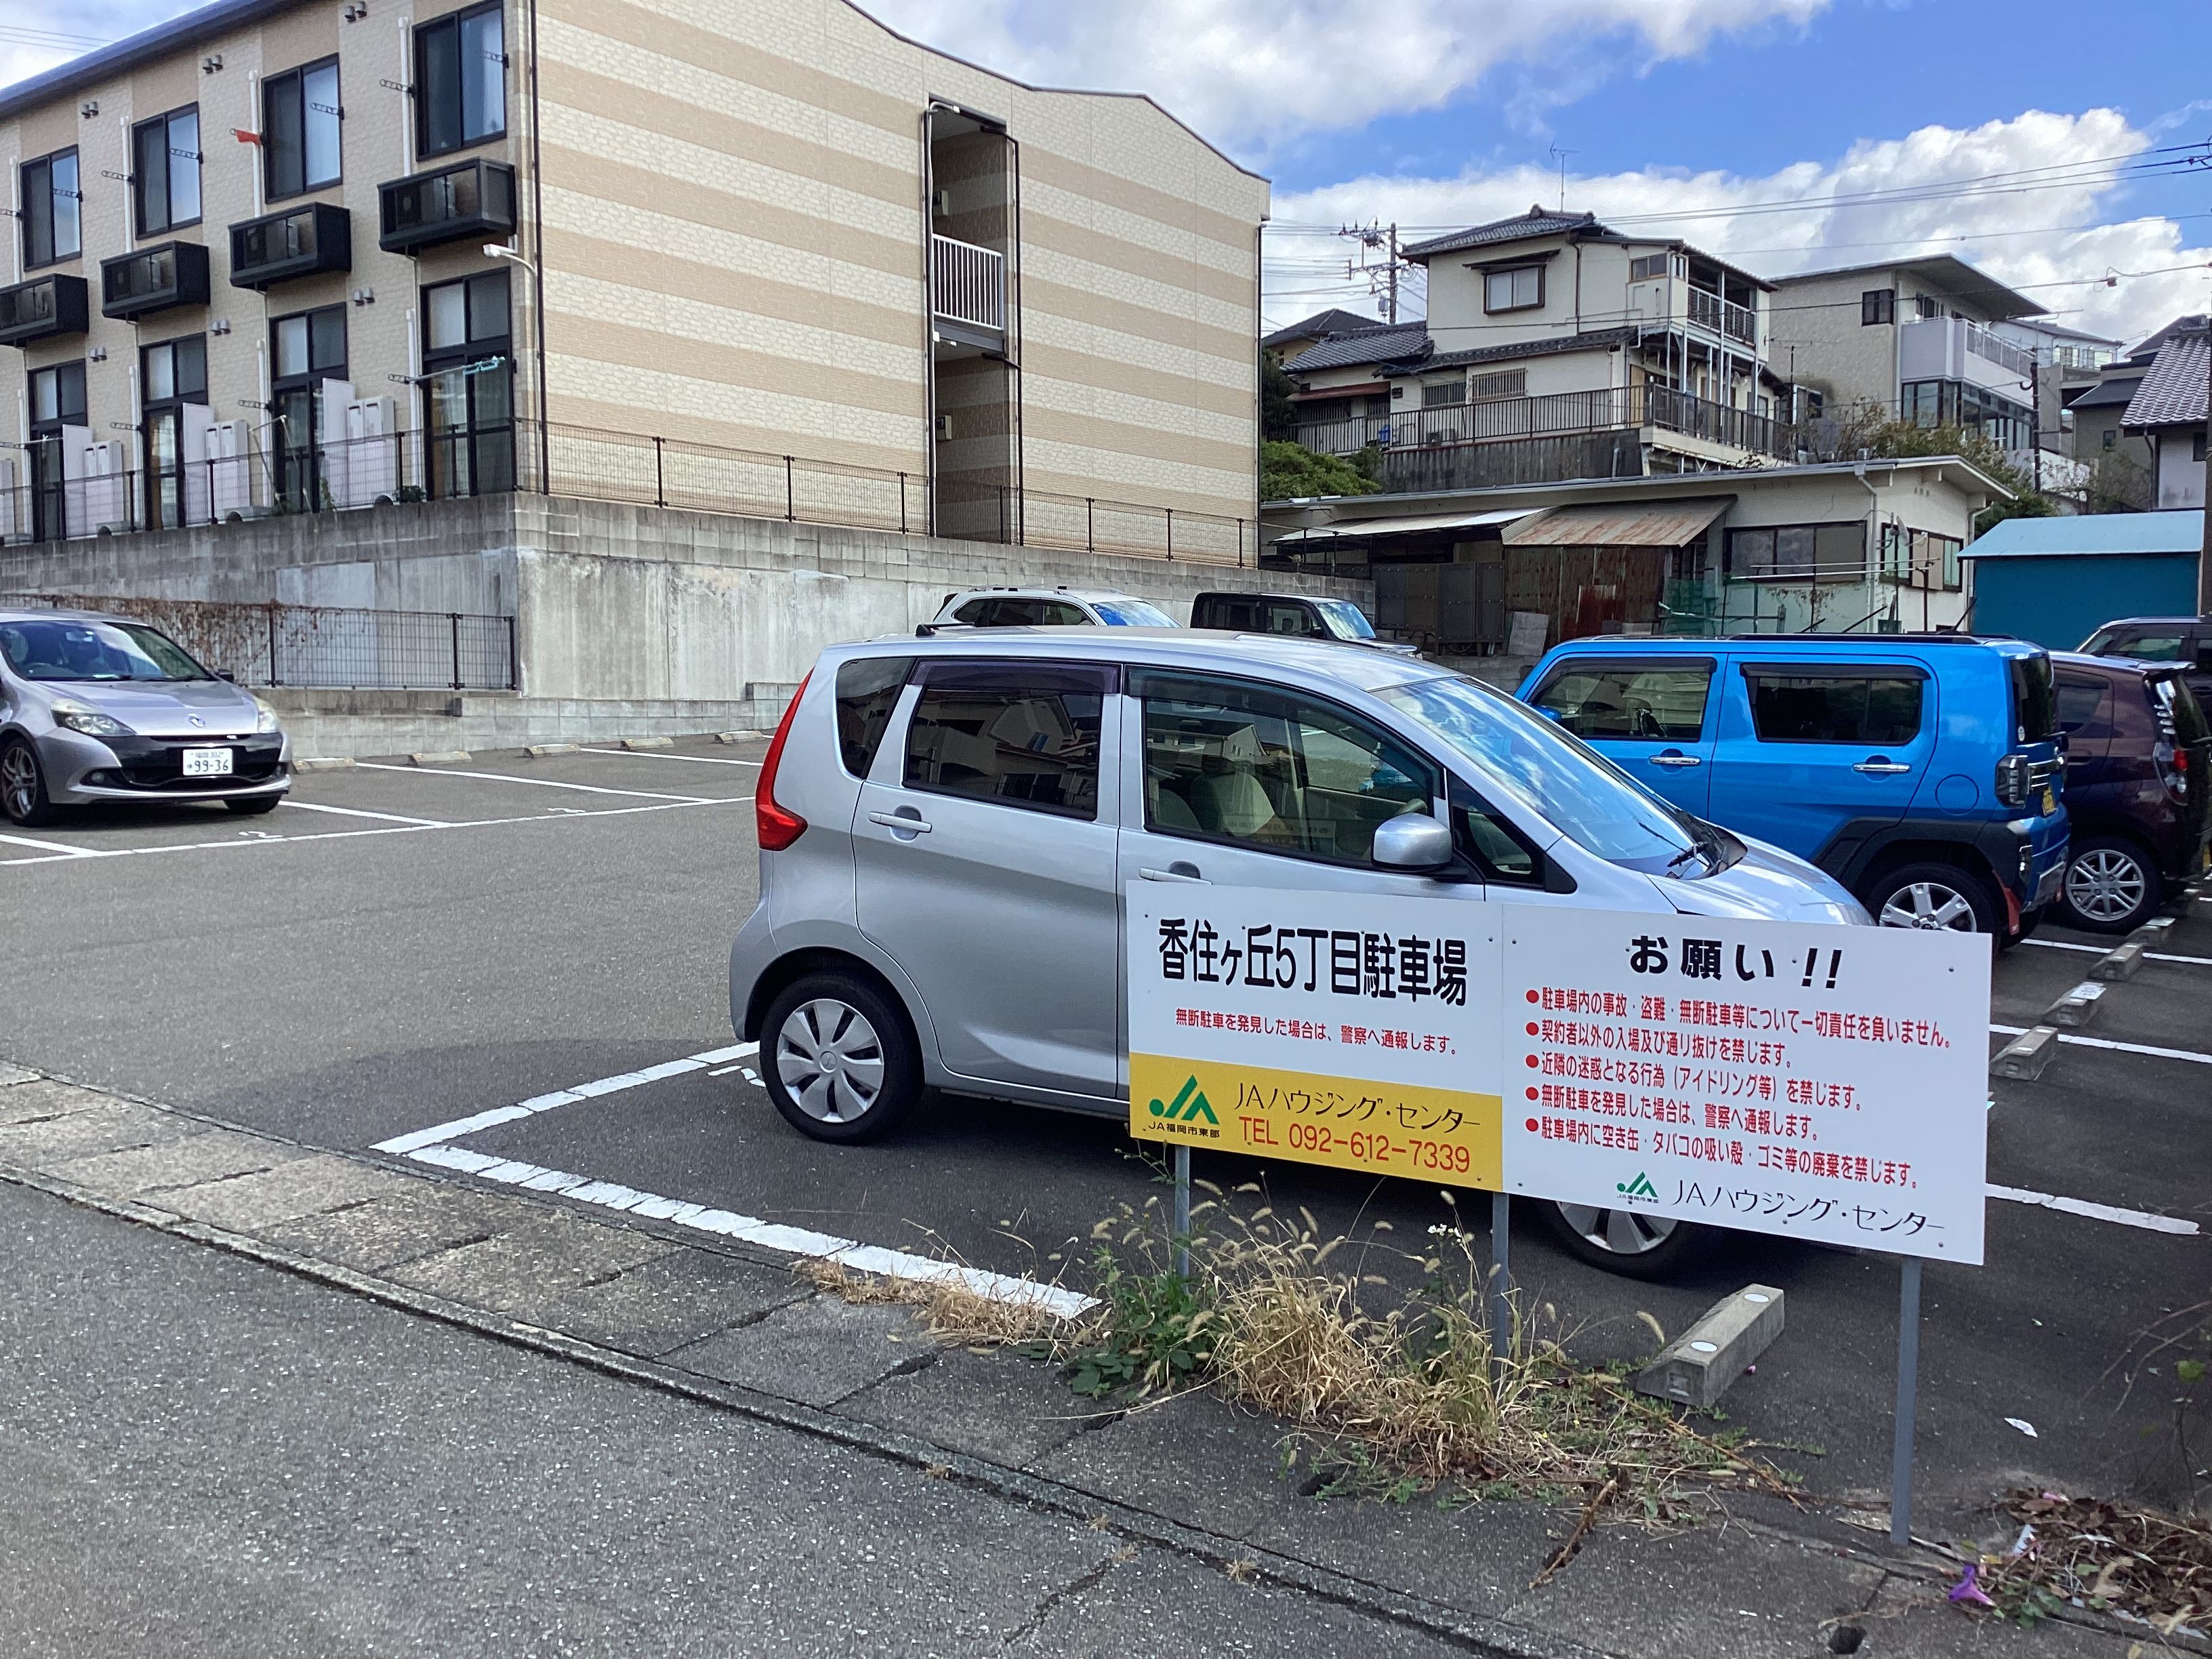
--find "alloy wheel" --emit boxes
[1553,1203,1679,1256]
[2064,848,2149,925]
[1877,880,1976,930]
[774,997,886,1124]
[1,743,39,822]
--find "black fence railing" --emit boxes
[3,417,1255,567]
[2,592,517,691]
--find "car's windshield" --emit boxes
[1375,673,1711,873]
[0,617,213,682]
[1092,599,1175,628]
[1313,598,1376,640]
[2083,626,2185,662]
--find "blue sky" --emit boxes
[5,0,2207,343]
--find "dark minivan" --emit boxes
[1189,591,1416,653]
[2077,617,2212,710]
[2050,651,2211,930]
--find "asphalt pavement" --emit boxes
[7,735,2211,1607]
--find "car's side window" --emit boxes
[902,661,1105,819]
[1136,671,1437,865]
[1742,667,1925,745]
[835,655,913,779]
[2053,675,2106,736]
[2110,632,2184,662]
[1038,600,1090,626]
[1263,601,1323,638]
[1532,661,1712,742]
[953,598,995,625]
[1448,777,1542,885]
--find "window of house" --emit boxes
[1420,377,1463,407]
[25,361,87,542]
[1862,288,1896,326]
[416,1,506,158]
[422,269,513,497]
[20,150,82,268]
[140,335,208,531]
[1483,266,1542,313]
[270,304,348,510]
[1628,253,1669,282]
[133,106,201,236]
[1727,523,1866,583]
[902,661,1105,819]
[2194,432,2208,463]
[1744,668,1925,745]
[836,655,914,779]
[30,362,87,432]
[264,58,342,198]
[2102,428,2117,451]
[1469,369,1525,402]
[1528,661,1713,743]
[1913,295,1940,321]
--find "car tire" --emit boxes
[2057,836,2160,934]
[1538,1200,1717,1281]
[1862,860,2003,944]
[0,737,64,828]
[760,970,922,1144]
[224,794,284,815]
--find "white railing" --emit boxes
[931,234,1004,332]
[1965,322,2034,378]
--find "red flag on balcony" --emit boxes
[232,127,262,145]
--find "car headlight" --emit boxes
[253,697,283,735]
[51,699,135,739]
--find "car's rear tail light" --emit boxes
[2156,737,2189,802]
[1994,753,2030,809]
[755,672,811,852]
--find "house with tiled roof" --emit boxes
[1261,308,1386,363]
[2123,323,2209,511]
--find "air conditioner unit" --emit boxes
[935,412,953,441]
[932,188,953,218]
[0,455,15,540]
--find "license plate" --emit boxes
[2040,785,2057,817]
[182,747,234,777]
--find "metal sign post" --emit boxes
[1172,1143,1192,1282]
[1890,1256,1924,1546]
[1489,1190,1512,1382]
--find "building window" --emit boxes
[1913,295,1940,321]
[416,1,506,159]
[2194,432,2208,463]
[1483,265,1543,313]
[2102,428,2117,451]
[1469,369,1526,402]
[26,361,87,542]
[264,58,342,199]
[1861,288,1895,326]
[20,150,81,268]
[1420,377,1462,407]
[133,106,202,236]
[270,304,348,511]
[422,269,513,497]
[140,335,208,532]
[1901,380,2032,451]
[1882,526,1963,591]
[1726,523,1866,583]
[1629,253,1669,282]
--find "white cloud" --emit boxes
[1267,109,2212,346]
[859,0,1828,153]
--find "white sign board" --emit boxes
[1128,886,1989,1264]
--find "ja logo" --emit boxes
[1148,1075,1218,1125]
[1616,1171,1659,1202]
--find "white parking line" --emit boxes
[578,747,762,768]
[373,1043,756,1155]
[1990,1022,2212,1066]
[0,830,107,857]
[352,762,711,803]
[1987,1183,2200,1235]
[280,799,452,827]
[2023,938,2212,967]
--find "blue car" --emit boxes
[1519,634,2068,943]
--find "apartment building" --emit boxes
[0,0,1267,552]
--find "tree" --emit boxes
[1825,402,2055,535]
[1261,348,1300,443]
[1261,440,1381,501]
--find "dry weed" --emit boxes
[799,1256,1063,1347]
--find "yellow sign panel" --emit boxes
[1130,1052,1503,1187]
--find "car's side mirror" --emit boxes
[1534,704,1565,724]
[1371,814,1454,873]
[216,671,237,683]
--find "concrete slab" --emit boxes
[1025,1390,1298,1542]
[45,1130,307,1202]
[1248,1491,1569,1618]
[529,1247,804,1357]
[1857,1572,2140,1656]
[159,1155,424,1234]
[0,1079,112,1126]
[258,1186,527,1275]
[385,1212,676,1319]
[667,1294,932,1407]
[840,1347,1110,1467]
[0,1099,199,1173]
[0,1063,39,1087]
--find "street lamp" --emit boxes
[483,241,535,274]
[480,243,546,489]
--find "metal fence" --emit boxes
[3,592,516,691]
[1,415,1255,567]
[1296,384,1797,462]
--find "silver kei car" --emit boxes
[0,608,291,827]
[728,629,1868,1275]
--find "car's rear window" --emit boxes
[2153,675,2211,745]
[835,656,912,779]
[2009,652,2057,744]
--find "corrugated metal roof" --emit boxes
[1959,510,2204,560]
[2122,331,2209,430]
[1275,508,1533,543]
[2064,375,2145,411]
[1289,324,1431,373]
[1503,497,1733,548]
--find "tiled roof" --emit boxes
[1406,327,1639,373]
[1263,308,1380,348]
[2123,331,2209,430]
[1288,324,1431,373]
[1402,208,1602,260]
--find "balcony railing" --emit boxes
[100,241,211,321]
[1965,322,2034,377]
[0,273,89,346]
[379,158,516,255]
[230,202,352,290]
[1686,286,1758,346]
[931,233,1005,333]
[1296,384,1796,461]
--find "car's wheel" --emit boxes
[2057,836,2160,933]
[0,737,63,828]
[1863,860,2003,942]
[1538,1200,1716,1281]
[760,970,922,1144]
[224,794,284,815]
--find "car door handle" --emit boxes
[1853,760,1912,775]
[1140,863,1209,884]
[867,810,931,834]
[1647,753,1702,769]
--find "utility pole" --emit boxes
[2199,322,2211,614]
[1336,222,1408,324]
[2029,352,2043,497]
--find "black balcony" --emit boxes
[0,272,89,348]
[100,241,212,321]
[379,159,516,255]
[229,202,352,291]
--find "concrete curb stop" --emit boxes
[1635,1284,1785,1409]
[621,736,676,750]
[291,757,356,773]
[715,730,766,744]
[1991,1025,2060,1081]
[2044,983,2105,1028]
[525,743,581,758]
[2090,941,2146,982]
[409,750,473,766]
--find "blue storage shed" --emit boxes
[1959,512,2203,649]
